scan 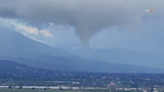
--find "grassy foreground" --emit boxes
[0,89,89,92]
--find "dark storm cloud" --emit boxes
[0,0,163,47]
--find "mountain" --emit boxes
[0,58,164,73]
[3,54,164,73]
[66,49,164,69]
[0,30,67,58]
[0,30,164,73]
[0,60,56,75]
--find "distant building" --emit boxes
[12,86,20,89]
[22,86,46,89]
[0,86,8,89]
[108,82,115,87]
[49,86,59,90]
[72,82,80,84]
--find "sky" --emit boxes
[0,0,164,54]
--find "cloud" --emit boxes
[0,0,164,48]
[0,18,81,49]
[90,17,164,53]
[17,25,39,35]
[40,30,53,38]
[9,21,54,38]
[0,18,15,32]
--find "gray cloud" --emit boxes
[0,0,164,47]
[90,17,164,53]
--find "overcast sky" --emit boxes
[0,0,164,54]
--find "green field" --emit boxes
[0,89,145,92]
[0,89,96,92]
[0,89,85,92]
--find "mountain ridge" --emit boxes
[0,30,164,73]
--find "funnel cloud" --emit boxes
[0,0,164,47]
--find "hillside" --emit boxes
[0,30,164,73]
[0,59,164,74]
[67,49,164,68]
[0,30,67,57]
[0,60,56,75]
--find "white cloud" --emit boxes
[17,25,39,35]
[6,20,54,38]
[40,30,53,38]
